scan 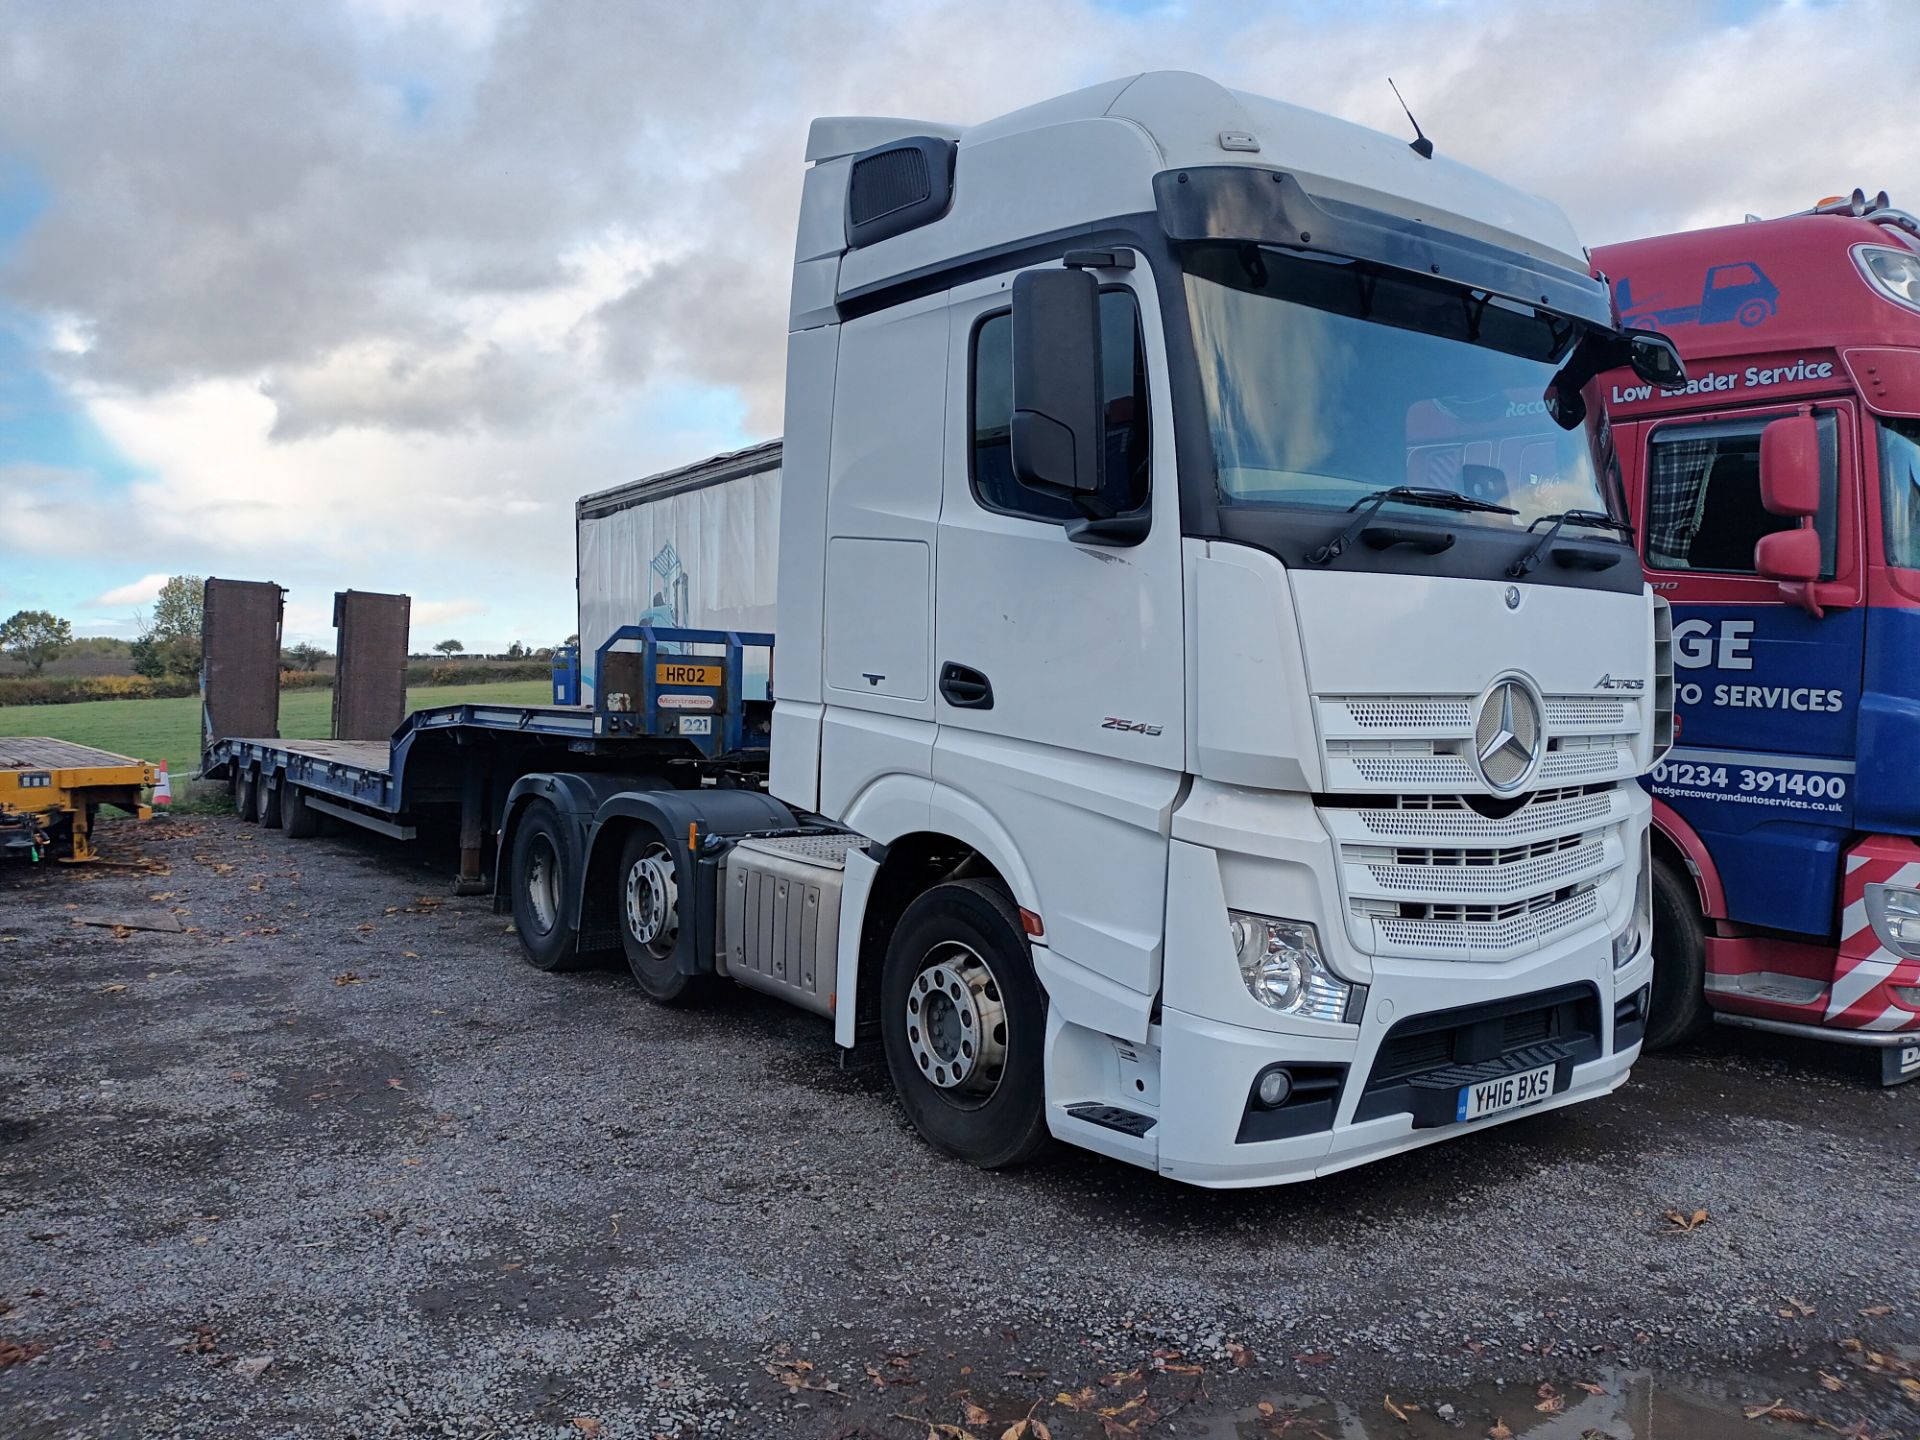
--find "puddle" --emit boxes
[1185,1363,1914,1439]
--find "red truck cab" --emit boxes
[1593,192,1920,1083]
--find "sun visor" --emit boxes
[1154,168,1613,328]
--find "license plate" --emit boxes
[1456,1063,1556,1123]
[656,661,723,687]
[678,715,712,736]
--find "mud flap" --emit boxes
[1879,1038,1920,1087]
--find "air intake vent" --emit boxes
[845,136,955,248]
[1651,595,1676,764]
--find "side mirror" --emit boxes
[1756,526,1820,582]
[1759,415,1820,516]
[1628,331,1687,390]
[1010,268,1104,497]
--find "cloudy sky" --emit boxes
[0,0,1911,649]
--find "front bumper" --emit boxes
[1148,939,1651,1189]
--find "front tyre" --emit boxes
[617,827,704,1004]
[509,800,586,972]
[1645,858,1710,1050]
[880,880,1050,1170]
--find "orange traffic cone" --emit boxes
[153,761,173,808]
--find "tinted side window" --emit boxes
[1644,416,1837,577]
[971,289,1149,522]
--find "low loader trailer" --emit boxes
[209,72,1689,1185]
[1,738,156,863]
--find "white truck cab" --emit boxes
[510,72,1683,1187]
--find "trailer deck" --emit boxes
[203,628,774,889]
[1,737,155,862]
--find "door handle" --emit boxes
[939,662,994,710]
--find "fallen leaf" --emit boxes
[1742,1398,1812,1422]
[1818,1371,1846,1392]
[0,1340,47,1368]
[1385,1394,1411,1423]
[1488,1423,1514,1440]
[1055,1387,1095,1410]
[1778,1295,1815,1318]
[332,972,363,985]
[386,1078,406,1090]
[1226,1341,1254,1368]
[1574,1381,1608,1396]
[401,950,419,959]
[97,983,128,995]
[1663,1207,1709,1232]
[1858,1305,1893,1317]
[571,1419,602,1438]
[962,1401,989,1426]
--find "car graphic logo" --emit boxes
[1505,585,1521,610]
[1473,678,1543,792]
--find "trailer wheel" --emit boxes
[880,880,1051,1170]
[239,768,262,823]
[230,766,248,816]
[282,783,320,839]
[260,774,283,830]
[1646,858,1710,1050]
[509,800,586,972]
[617,826,706,1004]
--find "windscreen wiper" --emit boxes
[1307,486,1518,565]
[1508,509,1634,578]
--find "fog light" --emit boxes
[1228,911,1349,1020]
[1254,1065,1293,1109]
[1866,884,1920,961]
[1893,985,1920,1009]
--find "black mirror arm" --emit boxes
[1066,511,1151,547]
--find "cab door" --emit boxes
[1639,401,1866,936]
[931,259,1185,1001]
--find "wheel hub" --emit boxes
[904,945,1008,1095]
[624,847,679,958]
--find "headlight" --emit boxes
[1228,912,1350,1021]
[1853,244,1920,315]
[1865,883,1920,960]
[1613,833,1652,969]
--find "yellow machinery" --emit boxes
[0,738,155,863]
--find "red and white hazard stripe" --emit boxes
[1830,839,1920,1032]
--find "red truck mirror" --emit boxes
[1759,415,1820,516]
[1756,526,1820,583]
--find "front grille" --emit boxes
[1323,784,1627,961]
[1318,692,1641,795]
[1355,982,1604,1126]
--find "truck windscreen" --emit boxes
[1182,241,1615,532]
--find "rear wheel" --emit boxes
[510,800,585,972]
[259,773,283,829]
[1646,859,1710,1050]
[282,782,320,839]
[617,827,705,1003]
[880,880,1050,1170]
[239,768,262,823]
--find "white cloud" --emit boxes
[2,0,1915,647]
[87,572,173,607]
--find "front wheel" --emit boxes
[509,800,586,972]
[880,880,1050,1170]
[1645,859,1710,1050]
[617,827,705,1004]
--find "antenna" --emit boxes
[1388,77,1434,159]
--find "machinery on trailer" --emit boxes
[211,72,1686,1185]
[1,738,154,863]
[1595,190,1920,1084]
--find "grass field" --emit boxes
[0,681,555,780]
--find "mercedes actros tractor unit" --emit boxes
[210,72,1684,1185]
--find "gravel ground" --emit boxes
[2,812,1917,1440]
